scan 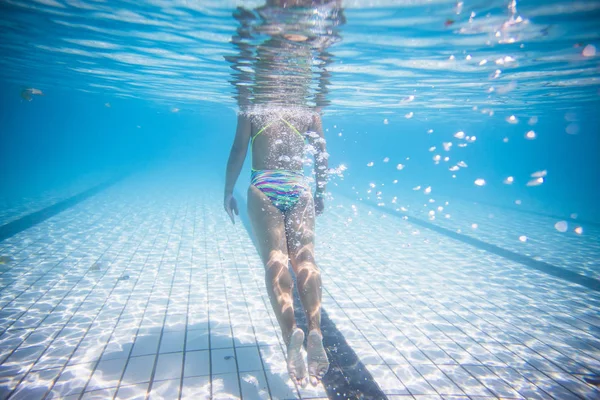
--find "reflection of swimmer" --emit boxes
[224,0,343,389]
[20,88,44,101]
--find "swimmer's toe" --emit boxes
[307,330,329,386]
[287,328,308,388]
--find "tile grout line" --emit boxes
[349,195,600,355]
[215,221,244,398]
[72,200,173,399]
[0,175,126,243]
[227,211,275,399]
[4,199,145,398]
[107,205,178,398]
[177,197,197,399]
[326,197,598,398]
[350,195,600,292]
[202,200,214,398]
[143,199,187,399]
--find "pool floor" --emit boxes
[0,169,599,399]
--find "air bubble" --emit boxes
[526,177,544,186]
[566,123,579,135]
[554,221,568,233]
[530,170,547,178]
[525,130,536,139]
[582,44,596,57]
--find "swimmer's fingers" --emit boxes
[226,208,235,224]
[224,194,236,224]
[231,197,239,216]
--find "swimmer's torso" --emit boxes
[248,110,316,171]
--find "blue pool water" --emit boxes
[0,0,599,399]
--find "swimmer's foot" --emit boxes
[307,330,329,386]
[286,328,308,388]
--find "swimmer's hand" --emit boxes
[224,193,239,224]
[314,192,324,216]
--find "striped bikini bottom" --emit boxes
[251,169,309,212]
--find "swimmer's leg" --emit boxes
[247,185,308,388]
[285,190,329,386]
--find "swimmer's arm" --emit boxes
[309,114,328,195]
[225,114,252,196]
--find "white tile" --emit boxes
[232,325,257,347]
[239,370,270,400]
[438,365,494,397]
[87,357,128,391]
[115,382,148,400]
[100,342,133,361]
[263,368,297,400]
[48,362,95,398]
[122,354,155,385]
[10,367,61,400]
[210,327,234,349]
[390,364,437,395]
[212,372,241,399]
[462,365,523,398]
[148,378,180,400]
[181,375,211,399]
[159,331,185,354]
[211,348,238,375]
[81,387,117,399]
[183,350,210,378]
[154,352,183,381]
[235,346,263,373]
[131,333,161,357]
[186,330,209,351]
[366,364,410,395]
